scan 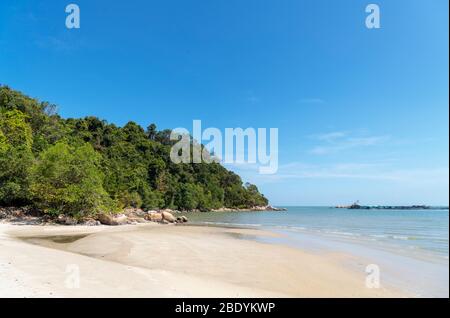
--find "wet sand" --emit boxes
[0,223,405,297]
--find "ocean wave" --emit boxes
[200,221,263,227]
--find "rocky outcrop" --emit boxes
[161,211,176,223]
[126,216,147,224]
[0,207,46,224]
[2,204,292,227]
[263,205,287,211]
[81,218,101,226]
[123,208,147,217]
[145,212,163,222]
[97,214,128,226]
[212,205,286,212]
[56,215,78,225]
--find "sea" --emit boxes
[181,206,449,297]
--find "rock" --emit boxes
[12,209,25,217]
[82,218,100,226]
[266,205,287,211]
[250,205,286,212]
[135,210,147,217]
[97,214,116,225]
[161,211,176,223]
[176,216,188,223]
[56,215,67,224]
[55,215,77,225]
[114,214,128,224]
[145,212,163,222]
[65,217,78,226]
[124,208,147,217]
[127,217,147,224]
[0,209,8,219]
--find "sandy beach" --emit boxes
[0,223,405,298]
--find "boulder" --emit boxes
[161,211,176,223]
[145,212,163,222]
[127,217,147,224]
[114,214,128,224]
[124,208,147,217]
[266,205,287,211]
[82,218,101,226]
[0,209,8,219]
[176,216,188,223]
[55,215,78,225]
[97,214,118,225]
[64,217,78,225]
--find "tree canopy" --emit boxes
[0,86,268,216]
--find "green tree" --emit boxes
[0,110,34,205]
[1,86,270,212]
[30,142,116,216]
[147,123,157,140]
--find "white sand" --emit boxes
[0,223,406,297]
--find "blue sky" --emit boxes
[1,0,448,205]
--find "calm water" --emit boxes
[182,207,449,261]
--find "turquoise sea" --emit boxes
[181,207,449,297]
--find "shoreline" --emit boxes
[0,222,406,298]
[0,205,286,227]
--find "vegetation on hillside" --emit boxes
[0,86,268,216]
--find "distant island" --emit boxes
[335,202,449,210]
[0,86,275,225]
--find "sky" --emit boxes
[0,0,448,206]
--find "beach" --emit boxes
[0,222,404,298]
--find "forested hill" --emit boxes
[0,86,268,216]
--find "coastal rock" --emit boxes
[82,218,101,226]
[0,209,9,219]
[161,211,176,223]
[176,216,188,223]
[114,214,128,225]
[127,216,147,224]
[64,217,78,226]
[56,215,78,225]
[0,207,27,218]
[97,214,128,226]
[97,214,118,226]
[124,208,147,217]
[264,205,287,211]
[145,213,163,222]
[212,207,235,212]
[161,208,175,214]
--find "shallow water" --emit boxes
[20,233,89,245]
[181,206,449,297]
[181,207,449,261]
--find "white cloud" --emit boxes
[309,131,390,155]
[230,160,449,187]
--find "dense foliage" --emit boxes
[0,86,268,216]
